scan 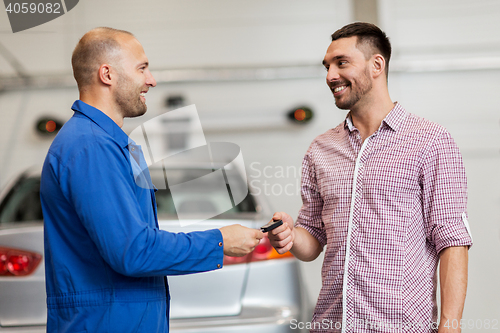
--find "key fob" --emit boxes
[261,219,283,232]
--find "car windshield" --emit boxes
[0,167,257,224]
[0,175,43,224]
[150,167,257,218]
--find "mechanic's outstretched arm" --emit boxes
[219,225,264,257]
[438,246,468,333]
[267,212,323,262]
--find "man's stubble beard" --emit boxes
[334,66,373,110]
[114,72,147,119]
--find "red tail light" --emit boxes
[0,247,42,276]
[223,234,294,266]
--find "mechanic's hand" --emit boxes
[219,224,264,257]
[268,212,295,254]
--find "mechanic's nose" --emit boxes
[146,70,156,87]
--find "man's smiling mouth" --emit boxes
[333,86,347,93]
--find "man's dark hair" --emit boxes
[331,22,391,77]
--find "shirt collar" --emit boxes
[71,100,130,148]
[382,102,406,132]
[343,102,407,133]
[345,114,355,132]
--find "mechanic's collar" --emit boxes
[71,100,130,148]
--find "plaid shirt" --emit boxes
[295,103,473,333]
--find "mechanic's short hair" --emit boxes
[71,27,133,89]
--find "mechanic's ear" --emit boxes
[98,64,113,86]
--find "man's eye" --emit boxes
[339,61,347,66]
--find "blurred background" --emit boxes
[0,0,499,327]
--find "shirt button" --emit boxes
[130,147,135,151]
[217,264,221,268]
[218,242,223,247]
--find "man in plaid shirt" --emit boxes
[268,23,472,333]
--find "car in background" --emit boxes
[0,165,310,332]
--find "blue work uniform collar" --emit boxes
[71,100,130,149]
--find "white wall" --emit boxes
[0,87,78,184]
[0,0,353,76]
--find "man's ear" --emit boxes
[98,64,113,86]
[372,54,385,79]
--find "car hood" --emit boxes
[159,217,261,319]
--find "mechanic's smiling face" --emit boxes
[113,35,156,119]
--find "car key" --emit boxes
[261,219,283,233]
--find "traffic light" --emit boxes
[287,106,314,124]
[35,117,63,136]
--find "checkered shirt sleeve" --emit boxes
[421,130,472,254]
[295,151,327,247]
